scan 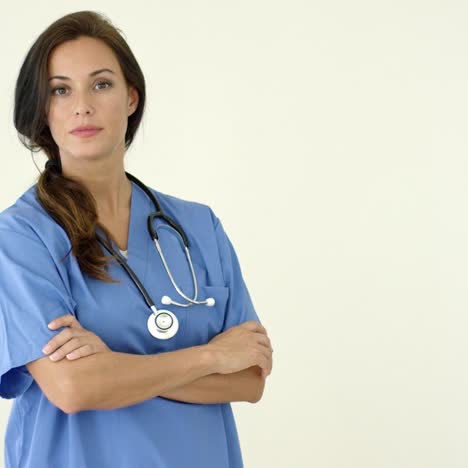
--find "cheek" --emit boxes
[106,101,130,133]
[47,105,66,140]
[48,121,62,144]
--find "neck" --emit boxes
[61,159,132,218]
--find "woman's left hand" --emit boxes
[42,314,111,361]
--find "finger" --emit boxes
[48,337,85,361]
[66,344,96,360]
[256,347,271,369]
[252,335,273,360]
[42,328,85,355]
[258,355,269,376]
[266,354,273,376]
[48,313,82,330]
[261,361,269,378]
[255,334,272,351]
[240,321,268,335]
[263,353,273,377]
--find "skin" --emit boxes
[46,35,138,218]
[42,314,111,361]
[42,314,273,379]
[42,36,274,388]
[43,35,139,360]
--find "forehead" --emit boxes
[47,37,120,79]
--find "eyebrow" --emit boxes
[48,68,115,82]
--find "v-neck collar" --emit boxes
[94,179,151,286]
[119,179,152,277]
[107,179,135,256]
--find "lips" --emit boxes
[71,128,102,138]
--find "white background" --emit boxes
[1,1,467,467]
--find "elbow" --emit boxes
[58,377,83,414]
[26,356,86,414]
[39,377,80,414]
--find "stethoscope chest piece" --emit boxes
[147,309,179,339]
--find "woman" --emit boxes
[0,10,273,468]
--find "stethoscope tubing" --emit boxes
[95,234,157,310]
[95,171,213,313]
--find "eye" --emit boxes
[50,80,113,96]
[95,80,112,90]
[50,86,67,96]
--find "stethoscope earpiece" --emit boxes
[162,295,216,307]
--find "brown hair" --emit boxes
[13,10,146,282]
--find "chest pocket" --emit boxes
[179,284,229,347]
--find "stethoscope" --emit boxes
[95,172,216,340]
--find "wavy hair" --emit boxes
[13,10,146,282]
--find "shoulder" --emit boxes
[144,185,221,230]
[0,183,71,253]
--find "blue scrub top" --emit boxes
[0,180,261,468]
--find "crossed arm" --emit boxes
[157,364,265,404]
[29,345,266,413]
[68,347,265,412]
[31,314,269,412]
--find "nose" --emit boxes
[73,92,94,116]
[75,107,92,116]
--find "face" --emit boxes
[46,36,139,169]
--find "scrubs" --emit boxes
[0,180,261,468]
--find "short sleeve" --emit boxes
[0,229,77,399]
[213,215,262,331]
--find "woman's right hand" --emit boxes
[206,321,273,377]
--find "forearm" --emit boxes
[158,365,263,404]
[69,346,216,412]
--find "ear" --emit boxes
[127,85,139,117]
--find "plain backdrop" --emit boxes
[1,1,467,467]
